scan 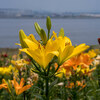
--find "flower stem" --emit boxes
[64,79,67,100]
[48,30,50,40]
[10,93,16,100]
[24,92,26,100]
[97,64,100,88]
[31,60,41,72]
[45,78,49,100]
[19,71,21,79]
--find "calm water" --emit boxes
[0,18,100,48]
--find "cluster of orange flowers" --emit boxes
[66,81,86,89]
[56,52,96,79]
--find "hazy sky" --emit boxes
[0,0,100,12]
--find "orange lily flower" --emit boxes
[55,63,71,79]
[0,79,12,93]
[0,82,7,90]
[12,78,32,95]
[62,53,93,70]
[66,81,86,89]
[56,53,95,78]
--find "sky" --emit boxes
[0,0,100,12]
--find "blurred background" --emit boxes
[0,0,100,48]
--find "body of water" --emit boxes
[0,18,100,48]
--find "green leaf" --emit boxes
[49,79,58,91]
[95,89,100,93]
[32,86,44,92]
[33,94,43,100]
[86,89,94,96]
[58,28,64,37]
[95,89,100,98]
[53,99,62,100]
[87,96,92,100]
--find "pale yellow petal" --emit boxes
[15,43,21,46]
[45,39,59,52]
[59,46,74,64]
[23,39,38,50]
[66,44,89,61]
[28,34,39,45]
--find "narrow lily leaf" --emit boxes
[58,28,64,37]
[49,79,58,90]
[32,86,44,92]
[33,94,44,100]
[87,96,92,100]
[34,22,41,35]
[7,80,12,93]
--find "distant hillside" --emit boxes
[0,8,100,18]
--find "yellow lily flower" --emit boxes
[87,49,97,58]
[12,78,32,95]
[20,30,89,69]
[0,65,14,75]
[56,68,66,78]
[20,36,59,69]
[52,31,89,65]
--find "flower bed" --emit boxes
[0,17,100,100]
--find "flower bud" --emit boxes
[19,29,28,48]
[40,29,47,45]
[34,22,41,35]
[34,23,47,44]
[46,16,51,32]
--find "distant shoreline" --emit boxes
[1,8,100,19]
[0,48,19,55]
[0,45,99,55]
[1,17,100,19]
